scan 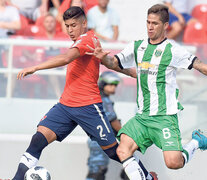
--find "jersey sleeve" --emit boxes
[170,43,196,70]
[102,97,117,122]
[115,42,136,69]
[71,33,97,56]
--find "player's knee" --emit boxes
[165,158,183,169]
[164,151,184,169]
[116,145,130,160]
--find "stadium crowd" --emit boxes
[0,0,207,43]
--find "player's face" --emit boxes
[147,13,169,44]
[44,16,56,33]
[103,84,117,95]
[64,17,87,41]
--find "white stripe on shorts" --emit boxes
[93,104,110,133]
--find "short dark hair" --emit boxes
[148,4,169,23]
[63,6,86,21]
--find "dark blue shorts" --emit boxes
[38,102,116,146]
[169,13,192,25]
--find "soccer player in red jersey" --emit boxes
[12,6,136,180]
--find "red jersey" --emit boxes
[60,30,102,107]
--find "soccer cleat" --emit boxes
[150,171,158,180]
[192,129,207,150]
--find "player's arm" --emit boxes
[102,55,137,78]
[86,44,136,78]
[17,47,80,80]
[192,58,207,75]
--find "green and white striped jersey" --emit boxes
[116,38,196,116]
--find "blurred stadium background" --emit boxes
[1,0,207,179]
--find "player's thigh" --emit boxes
[149,114,183,152]
[38,103,78,142]
[117,114,153,154]
[118,134,138,157]
[71,103,116,147]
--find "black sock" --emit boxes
[12,163,29,180]
[103,143,120,163]
[12,131,48,180]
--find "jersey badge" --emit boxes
[154,49,163,57]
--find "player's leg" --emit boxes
[117,134,156,180]
[73,103,121,163]
[117,134,146,180]
[163,151,185,169]
[13,103,77,180]
[73,103,154,179]
[177,129,207,167]
[12,126,56,180]
[163,129,207,169]
[68,103,118,179]
[153,114,204,169]
[116,115,155,180]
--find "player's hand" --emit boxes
[86,38,110,60]
[17,66,37,80]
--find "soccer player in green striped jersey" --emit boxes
[87,3,207,180]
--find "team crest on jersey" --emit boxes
[154,49,163,57]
